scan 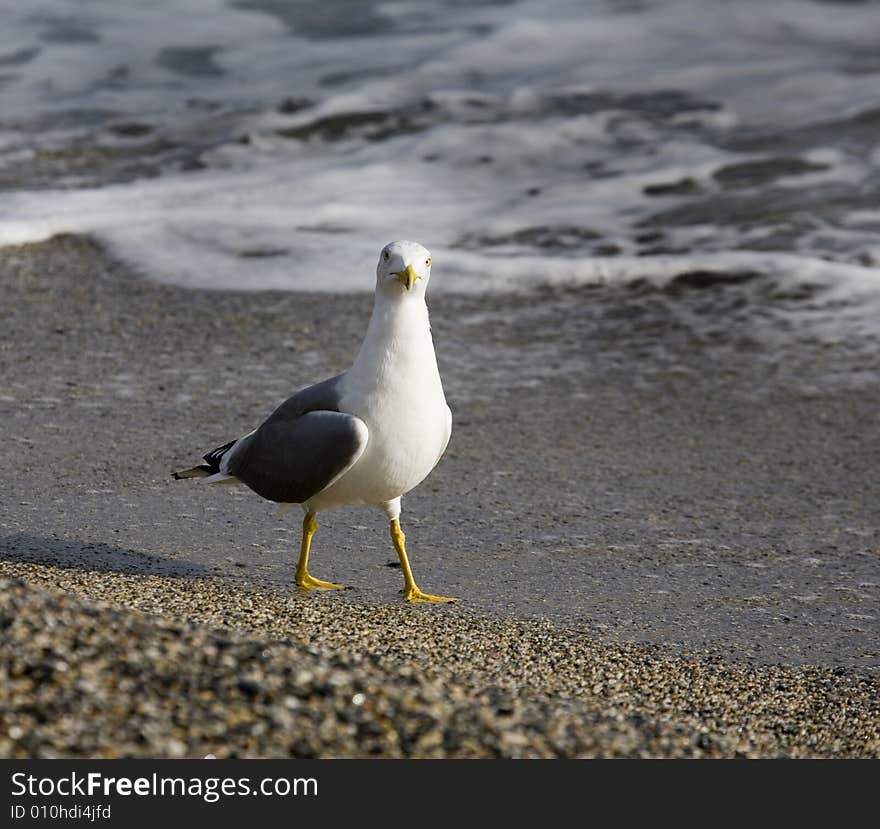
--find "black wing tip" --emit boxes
[203,439,237,464]
[186,438,239,476]
[173,438,237,480]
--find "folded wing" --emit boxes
[227,409,367,504]
[222,374,368,504]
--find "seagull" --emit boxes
[174,241,456,603]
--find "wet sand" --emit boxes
[1,234,879,757]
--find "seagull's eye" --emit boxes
[383,250,389,262]
[425,257,431,267]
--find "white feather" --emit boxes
[204,472,237,484]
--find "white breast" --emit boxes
[306,294,451,512]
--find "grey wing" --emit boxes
[224,374,368,504]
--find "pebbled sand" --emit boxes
[2,562,878,758]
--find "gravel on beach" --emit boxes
[2,561,878,759]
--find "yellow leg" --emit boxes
[295,512,343,591]
[390,519,457,603]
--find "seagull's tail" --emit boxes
[172,437,238,480]
[172,465,212,479]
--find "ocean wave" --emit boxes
[0,0,878,310]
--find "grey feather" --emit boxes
[262,374,346,421]
[225,374,368,504]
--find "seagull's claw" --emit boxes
[404,586,458,604]
[296,572,344,591]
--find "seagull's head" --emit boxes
[376,240,433,299]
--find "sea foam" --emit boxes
[1,0,878,307]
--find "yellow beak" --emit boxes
[396,264,419,290]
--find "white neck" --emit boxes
[348,293,441,390]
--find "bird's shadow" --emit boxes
[0,533,213,578]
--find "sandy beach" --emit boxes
[1,234,878,757]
